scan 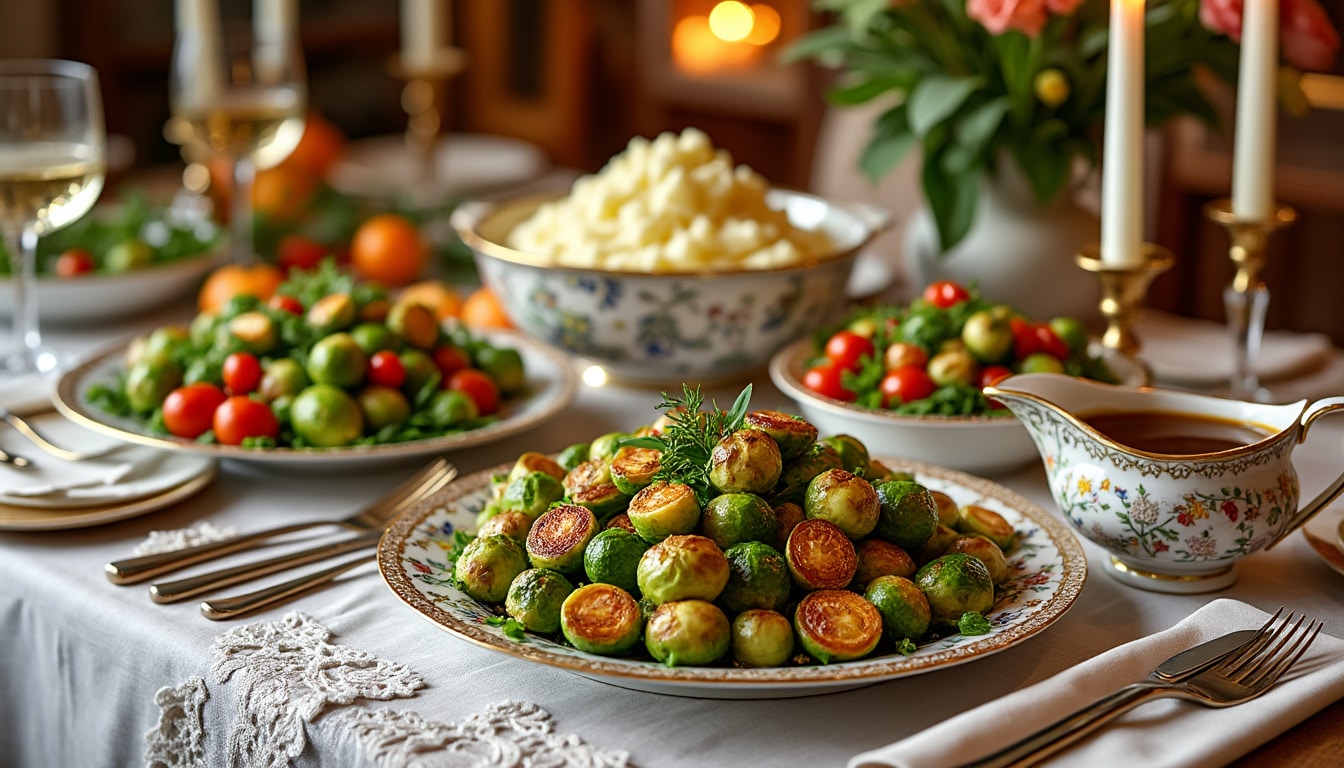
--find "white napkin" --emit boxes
[849,599,1344,768]
[3,460,135,497]
[1134,311,1332,387]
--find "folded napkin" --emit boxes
[850,599,1344,768]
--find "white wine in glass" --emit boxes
[0,59,106,378]
[170,0,305,264]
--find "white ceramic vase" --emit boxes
[901,159,1102,323]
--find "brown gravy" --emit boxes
[1082,410,1273,455]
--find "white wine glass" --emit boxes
[169,6,305,264]
[0,59,106,378]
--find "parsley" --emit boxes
[485,615,528,641]
[957,611,992,636]
[620,384,752,507]
[896,637,918,656]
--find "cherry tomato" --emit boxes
[922,280,971,309]
[431,344,470,379]
[222,352,263,395]
[367,349,406,389]
[161,383,227,439]
[878,365,936,407]
[212,395,279,445]
[54,247,95,277]
[276,234,328,272]
[266,294,304,315]
[802,362,855,402]
[447,368,500,416]
[824,330,876,372]
[1010,317,1043,359]
[979,365,1013,410]
[1032,323,1070,359]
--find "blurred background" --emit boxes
[2,0,1344,344]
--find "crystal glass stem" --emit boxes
[1224,282,1270,401]
[230,155,256,265]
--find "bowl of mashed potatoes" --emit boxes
[454,128,890,386]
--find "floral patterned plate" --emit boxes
[378,458,1088,699]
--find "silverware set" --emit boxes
[105,457,457,619]
[0,407,127,466]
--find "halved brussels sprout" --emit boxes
[954,505,1017,551]
[718,541,791,615]
[914,553,995,624]
[945,536,1010,584]
[873,480,939,550]
[819,434,870,474]
[584,527,649,593]
[502,471,566,522]
[627,480,701,543]
[929,490,960,528]
[454,534,529,604]
[605,513,638,534]
[609,445,661,496]
[476,509,534,546]
[771,501,806,553]
[772,442,844,504]
[708,428,783,495]
[731,609,795,668]
[557,442,591,471]
[804,468,880,539]
[794,588,883,664]
[636,534,730,604]
[587,431,628,462]
[865,460,913,484]
[508,451,567,483]
[700,492,780,550]
[865,574,932,645]
[560,583,644,655]
[911,523,961,564]
[571,483,630,523]
[644,599,731,667]
[526,504,600,574]
[564,458,612,494]
[785,519,857,591]
[742,410,817,461]
[505,568,575,634]
[852,538,917,589]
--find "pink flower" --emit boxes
[1200,0,1243,40]
[968,0,1049,36]
[1046,0,1084,14]
[1281,0,1340,71]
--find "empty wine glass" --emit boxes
[169,0,305,264]
[0,59,106,378]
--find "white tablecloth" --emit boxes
[4,300,1344,767]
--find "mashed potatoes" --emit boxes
[506,128,832,272]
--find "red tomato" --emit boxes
[222,352,263,395]
[922,280,971,308]
[367,349,406,389]
[1032,323,1070,359]
[276,234,328,272]
[432,345,470,379]
[978,365,1013,389]
[802,362,855,402]
[824,330,875,372]
[878,365,936,407]
[447,368,500,416]
[266,294,304,315]
[1010,317,1043,359]
[161,383,227,439]
[54,248,95,277]
[212,395,280,445]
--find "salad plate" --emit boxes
[0,463,217,531]
[52,330,578,469]
[379,458,1087,699]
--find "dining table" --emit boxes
[2,292,1344,768]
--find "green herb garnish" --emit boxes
[896,637,918,656]
[621,384,752,506]
[957,611,992,636]
[485,615,528,641]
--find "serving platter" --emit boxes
[379,457,1088,699]
[53,330,577,469]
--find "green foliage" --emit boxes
[958,611,993,635]
[621,384,752,507]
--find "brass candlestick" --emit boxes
[1075,243,1175,386]
[1205,199,1296,402]
[386,48,469,199]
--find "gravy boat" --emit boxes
[985,373,1344,593]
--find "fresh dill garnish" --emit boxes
[620,384,752,507]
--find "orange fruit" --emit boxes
[282,111,345,176]
[350,214,430,287]
[461,286,514,330]
[398,280,464,320]
[198,263,286,314]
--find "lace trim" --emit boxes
[134,522,239,555]
[332,700,633,768]
[144,677,208,768]
[210,612,426,768]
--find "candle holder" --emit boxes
[1204,199,1296,402]
[385,48,469,197]
[1075,244,1175,387]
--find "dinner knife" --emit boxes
[1150,627,1258,681]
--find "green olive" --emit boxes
[290,384,364,447]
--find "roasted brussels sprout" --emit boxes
[731,609,795,668]
[785,519,857,591]
[794,589,883,664]
[587,431,628,462]
[873,480,939,550]
[953,505,1017,551]
[852,538,917,589]
[505,568,575,633]
[929,490,960,528]
[583,527,649,593]
[819,434,870,474]
[644,599,731,667]
[502,471,566,522]
[742,409,817,461]
[627,480,701,542]
[564,459,629,522]
[914,553,995,624]
[864,575,931,644]
[771,501,806,553]
[605,513,638,534]
[945,536,1010,585]
[560,583,645,655]
[476,510,534,546]
[508,451,567,483]
[609,445,662,495]
[454,534,530,604]
[557,442,590,471]
[718,541,791,615]
[708,428,783,495]
[526,504,600,574]
[865,461,913,484]
[636,534,730,604]
[700,492,780,550]
[804,468,880,539]
[259,358,310,401]
[125,359,183,414]
[911,523,961,564]
[772,442,844,504]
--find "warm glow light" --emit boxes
[708,1,754,42]
[746,4,781,46]
[673,15,724,74]
[582,365,609,388]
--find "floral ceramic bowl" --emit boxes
[453,190,889,386]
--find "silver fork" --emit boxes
[1,407,126,462]
[199,552,377,620]
[105,457,456,585]
[963,611,1324,768]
